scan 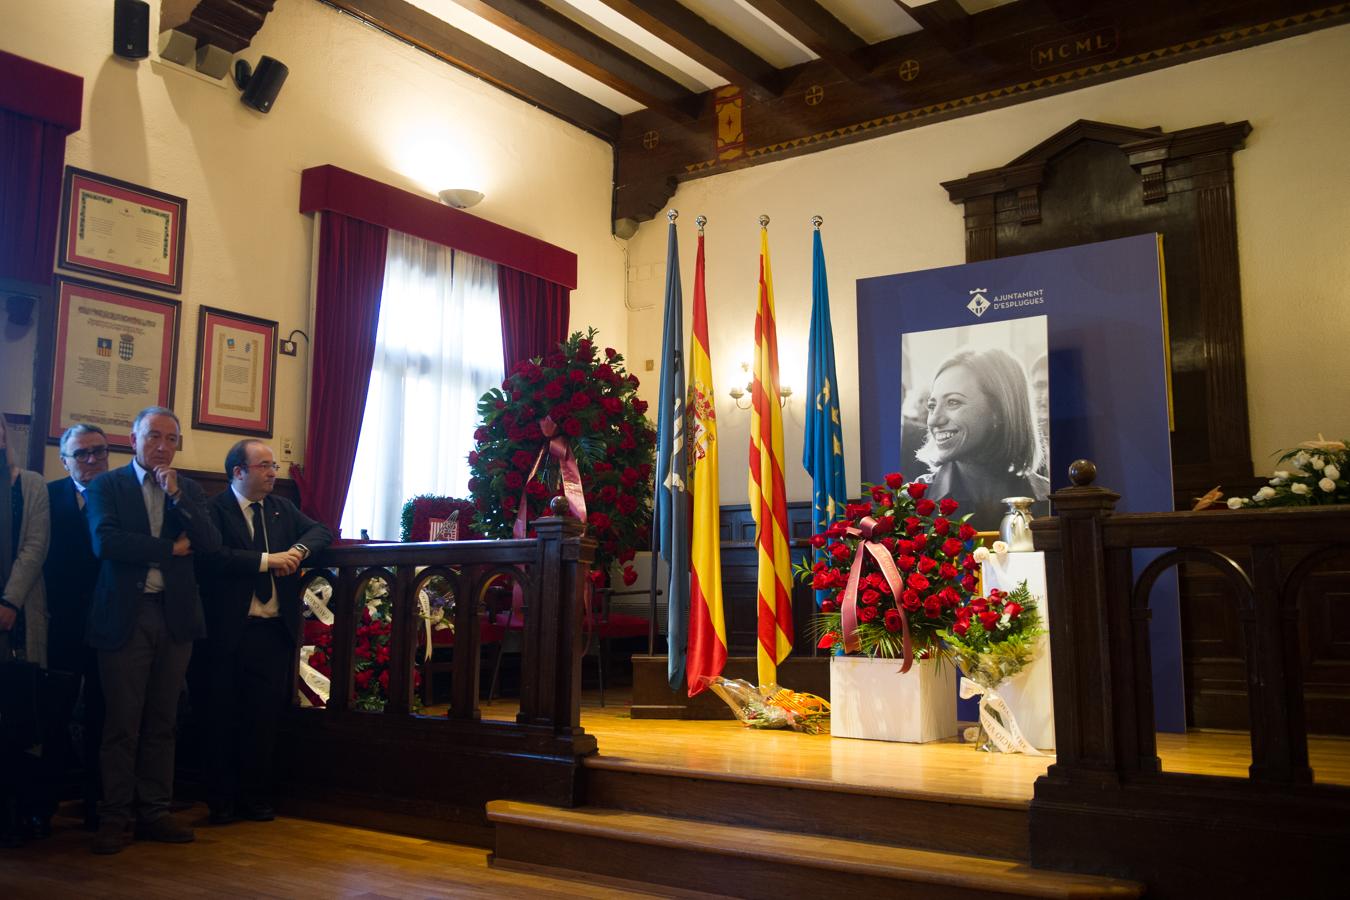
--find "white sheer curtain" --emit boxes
[341,231,503,540]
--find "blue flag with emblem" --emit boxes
[803,223,847,607]
[656,213,690,691]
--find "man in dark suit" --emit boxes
[85,407,220,854]
[44,423,110,829]
[198,438,330,824]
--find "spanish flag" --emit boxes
[748,221,793,686]
[686,222,726,696]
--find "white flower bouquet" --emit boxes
[1228,435,1349,508]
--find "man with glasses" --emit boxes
[197,439,329,825]
[85,407,220,854]
[45,424,110,830]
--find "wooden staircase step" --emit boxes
[487,800,1144,900]
[585,761,1030,860]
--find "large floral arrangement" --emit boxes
[1226,435,1349,508]
[466,329,655,588]
[799,473,982,661]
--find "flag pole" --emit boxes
[647,207,678,656]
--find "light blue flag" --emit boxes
[803,225,848,608]
[656,216,690,690]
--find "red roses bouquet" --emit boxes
[304,577,421,712]
[940,580,1044,687]
[799,473,981,666]
[466,329,655,588]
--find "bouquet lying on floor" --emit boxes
[702,676,831,735]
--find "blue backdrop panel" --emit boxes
[856,233,1184,733]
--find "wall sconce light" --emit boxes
[728,362,792,409]
[438,188,484,209]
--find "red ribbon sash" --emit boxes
[838,515,914,673]
[513,415,588,539]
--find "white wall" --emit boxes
[623,24,1350,501]
[2,0,624,478]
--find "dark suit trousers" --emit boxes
[48,630,104,815]
[208,617,292,809]
[98,596,193,826]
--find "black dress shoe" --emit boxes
[91,820,127,855]
[237,802,275,822]
[134,816,195,843]
[207,807,238,826]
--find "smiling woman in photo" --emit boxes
[916,348,1049,530]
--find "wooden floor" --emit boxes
[0,809,700,899]
[477,692,1350,801]
[5,692,1345,898]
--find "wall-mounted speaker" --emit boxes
[235,56,289,114]
[113,0,150,61]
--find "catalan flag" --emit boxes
[656,213,690,692]
[685,220,726,697]
[748,221,793,686]
[803,221,847,607]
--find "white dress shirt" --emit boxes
[231,485,280,618]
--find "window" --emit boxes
[341,230,503,540]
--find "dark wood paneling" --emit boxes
[1029,471,1350,897]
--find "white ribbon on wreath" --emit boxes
[959,677,1047,756]
[302,581,334,625]
[297,645,331,707]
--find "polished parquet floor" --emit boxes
[481,692,1350,801]
[4,690,1346,898]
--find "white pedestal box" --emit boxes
[980,551,1055,751]
[830,655,958,743]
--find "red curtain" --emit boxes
[291,212,389,534]
[498,266,570,373]
[0,109,68,287]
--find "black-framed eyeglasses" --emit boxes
[66,446,110,462]
[245,462,282,472]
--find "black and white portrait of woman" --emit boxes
[900,317,1050,531]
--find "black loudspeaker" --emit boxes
[237,56,289,114]
[112,0,150,60]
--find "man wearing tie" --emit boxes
[198,439,330,824]
[85,407,220,854]
[44,424,110,828]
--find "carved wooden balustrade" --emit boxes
[1029,460,1349,898]
[274,504,596,845]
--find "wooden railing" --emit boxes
[275,504,596,844]
[1028,460,1350,897]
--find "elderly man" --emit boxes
[198,439,329,824]
[85,407,220,854]
[45,424,110,829]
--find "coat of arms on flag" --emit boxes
[118,334,135,361]
[96,337,112,357]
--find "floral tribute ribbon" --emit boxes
[958,677,1046,756]
[839,515,914,672]
[297,645,331,708]
[512,415,588,539]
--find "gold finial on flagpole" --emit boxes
[758,214,770,228]
[667,209,678,223]
[812,215,823,229]
[695,215,706,234]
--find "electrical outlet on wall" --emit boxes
[281,437,294,459]
[279,339,298,356]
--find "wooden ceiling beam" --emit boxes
[594,0,784,102]
[895,0,971,54]
[447,0,701,120]
[162,0,276,53]
[321,0,619,141]
[741,0,868,81]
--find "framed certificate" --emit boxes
[57,167,187,293]
[192,307,278,437]
[49,278,180,449]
